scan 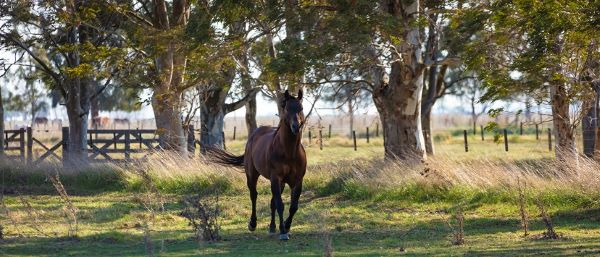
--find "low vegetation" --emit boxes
[1,136,600,256]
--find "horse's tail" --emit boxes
[205,147,244,167]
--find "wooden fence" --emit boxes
[3,126,197,165]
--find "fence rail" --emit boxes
[4,126,198,165]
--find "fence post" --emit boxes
[222,131,226,150]
[328,124,332,139]
[124,131,131,160]
[19,128,25,161]
[233,126,236,141]
[464,130,469,152]
[548,128,552,152]
[353,130,357,151]
[319,129,323,150]
[62,127,69,164]
[535,124,539,140]
[137,128,142,149]
[520,122,523,135]
[504,129,509,152]
[366,127,370,143]
[187,125,195,158]
[26,127,33,164]
[480,125,484,141]
[375,123,379,137]
[308,130,312,145]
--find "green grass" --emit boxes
[2,192,600,256]
[2,134,600,256]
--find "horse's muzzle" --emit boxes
[291,124,300,135]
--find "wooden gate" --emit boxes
[84,129,162,162]
[3,129,25,160]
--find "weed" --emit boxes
[48,172,78,238]
[446,205,465,245]
[180,193,221,242]
[535,197,560,239]
[323,230,333,257]
[517,178,529,237]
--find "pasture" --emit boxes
[2,131,600,256]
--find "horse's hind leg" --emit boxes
[247,169,259,232]
[269,183,285,235]
[285,181,303,232]
[270,177,288,240]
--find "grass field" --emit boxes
[1,133,600,256]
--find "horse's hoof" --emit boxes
[279,233,290,241]
[248,223,257,232]
[269,227,277,236]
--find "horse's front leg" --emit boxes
[285,181,302,232]
[269,183,285,235]
[270,177,288,240]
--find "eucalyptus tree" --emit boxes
[457,0,600,162]
[0,0,127,164]
[297,0,461,161]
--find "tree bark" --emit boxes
[64,78,92,164]
[582,98,596,157]
[0,85,4,157]
[421,65,447,156]
[265,32,285,116]
[348,97,354,137]
[550,84,577,162]
[90,93,99,127]
[238,27,257,135]
[199,84,258,152]
[199,90,226,151]
[244,92,257,135]
[63,8,92,165]
[421,110,434,155]
[150,0,190,156]
[372,0,426,161]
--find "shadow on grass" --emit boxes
[2,223,600,257]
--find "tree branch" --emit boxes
[0,33,65,96]
[224,88,260,114]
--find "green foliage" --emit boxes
[455,0,600,104]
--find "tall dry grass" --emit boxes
[2,151,600,206]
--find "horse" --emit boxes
[209,89,307,241]
[34,117,49,128]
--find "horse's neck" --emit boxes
[275,120,301,156]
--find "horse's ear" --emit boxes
[297,89,303,101]
[284,89,291,99]
[281,90,290,108]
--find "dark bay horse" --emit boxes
[209,89,307,240]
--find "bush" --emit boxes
[180,194,221,242]
[434,132,452,143]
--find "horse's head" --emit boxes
[281,89,305,136]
